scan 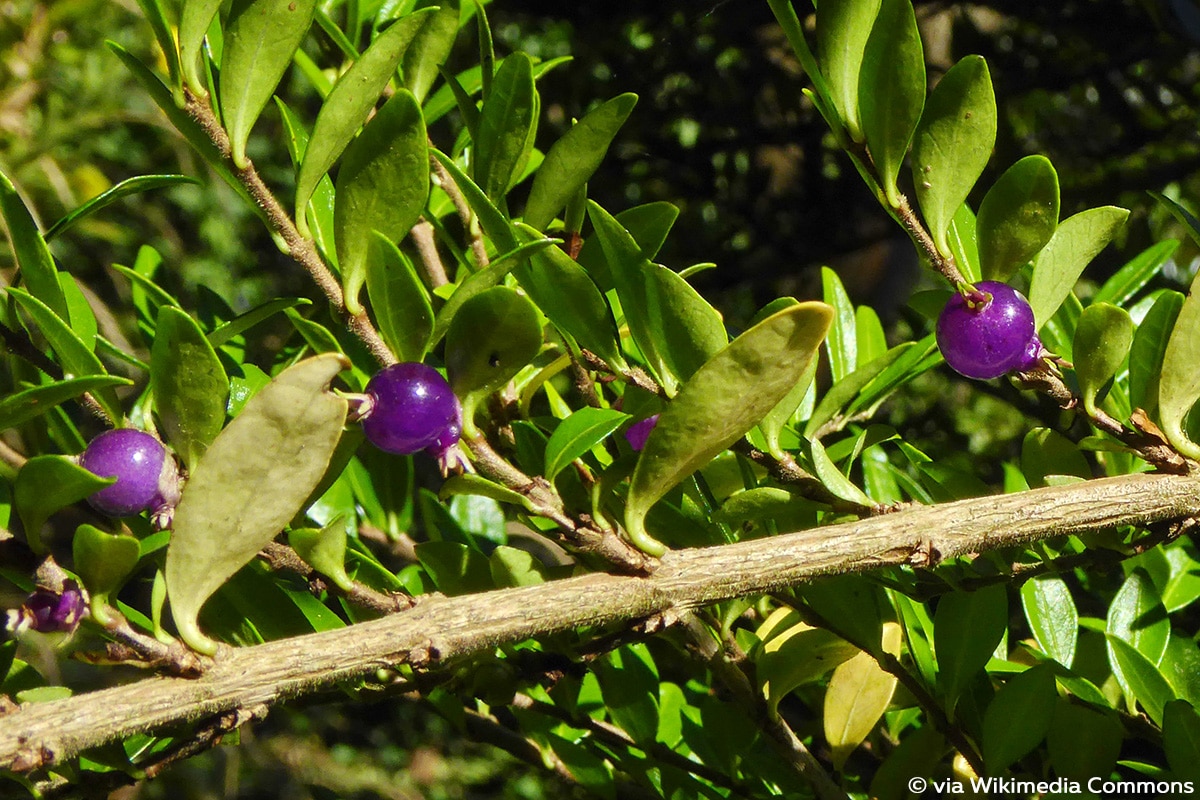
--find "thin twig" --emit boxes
[0,320,114,428]
[409,219,450,288]
[259,541,416,615]
[430,152,489,269]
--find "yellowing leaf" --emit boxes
[824,621,902,770]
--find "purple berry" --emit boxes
[936,282,1037,380]
[624,415,660,452]
[362,363,463,456]
[81,429,171,517]
[6,581,87,634]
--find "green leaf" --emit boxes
[7,289,121,422]
[1093,239,1179,307]
[544,407,629,481]
[431,238,557,343]
[514,223,625,369]
[15,456,114,554]
[869,726,945,800]
[624,303,832,555]
[207,297,312,348]
[523,93,638,230]
[821,266,856,382]
[430,148,517,253]
[151,307,229,469]
[402,0,461,103]
[0,168,67,320]
[0,376,131,434]
[857,0,925,208]
[757,616,860,714]
[933,583,1008,713]
[276,98,338,266]
[816,0,881,141]
[179,0,224,95]
[911,55,997,257]
[1129,290,1181,419]
[801,575,885,655]
[366,232,433,363]
[804,343,911,438]
[804,437,873,506]
[415,540,493,596]
[474,52,537,201]
[594,645,661,746]
[439,474,535,513]
[1107,569,1170,699]
[1152,191,1200,249]
[981,664,1056,774]
[294,10,434,231]
[1020,427,1091,487]
[73,525,141,623]
[45,175,200,241]
[1107,636,1175,726]
[1019,573,1078,667]
[289,519,353,592]
[1165,700,1200,785]
[166,354,349,655]
[334,89,429,316]
[1159,269,1200,459]
[947,202,982,283]
[445,286,543,401]
[1073,303,1133,416]
[59,274,98,353]
[976,155,1059,283]
[220,0,317,169]
[645,263,728,384]
[1029,206,1129,327]
[855,305,887,366]
[824,621,901,770]
[489,545,550,588]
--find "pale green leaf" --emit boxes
[543,407,629,481]
[1159,269,1200,458]
[1029,206,1129,326]
[816,0,881,141]
[976,155,1059,283]
[1073,303,1133,416]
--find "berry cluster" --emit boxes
[936,281,1044,380]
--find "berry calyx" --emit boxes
[361,363,463,461]
[936,281,1037,380]
[81,429,178,519]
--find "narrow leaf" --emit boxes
[1130,290,1184,417]
[0,376,131,434]
[294,10,434,228]
[220,0,317,169]
[45,175,199,241]
[976,155,1059,283]
[816,0,881,141]
[207,297,312,348]
[0,169,67,319]
[822,266,857,382]
[334,89,429,316]
[911,55,997,257]
[1073,303,1133,416]
[1020,573,1078,667]
[474,52,537,201]
[166,354,349,655]
[858,0,925,207]
[1107,636,1175,726]
[544,407,629,481]
[366,232,433,363]
[624,303,833,555]
[524,93,638,230]
[1107,569,1171,701]
[179,0,224,95]
[824,621,901,770]
[1093,239,1179,307]
[1029,206,1129,326]
[1159,269,1200,458]
[151,306,230,468]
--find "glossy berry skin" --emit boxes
[362,363,462,456]
[937,282,1037,380]
[81,429,168,516]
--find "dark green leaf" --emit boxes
[822,266,856,382]
[0,376,131,434]
[1094,239,1179,307]
[403,0,461,103]
[869,726,945,800]
[801,575,885,655]
[524,93,638,231]
[594,645,661,746]
[430,148,517,252]
[431,237,557,342]
[976,155,1059,283]
[1152,191,1200,249]
[1108,635,1175,725]
[474,52,537,201]
[489,545,550,588]
[276,98,338,266]
[73,525,141,623]
[624,303,832,555]
[645,263,728,384]
[1020,427,1091,487]
[1165,700,1200,784]
[366,233,433,362]
[858,0,925,207]
[911,55,997,257]
[7,288,121,422]
[1073,302,1133,416]
[933,583,1008,712]
[221,0,317,169]
[294,10,434,231]
[445,286,543,403]
[15,456,113,554]
[151,307,229,468]
[334,89,429,315]
[0,168,67,320]
[45,175,200,242]
[1029,206,1129,326]
[207,298,312,349]
[179,0,224,95]
[816,0,881,141]
[415,540,493,595]
[544,407,629,481]
[1020,573,1078,667]
[1107,569,1170,698]
[166,354,349,655]
[982,664,1056,774]
[1159,270,1200,459]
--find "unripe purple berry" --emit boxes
[81,429,175,517]
[936,282,1037,380]
[361,363,462,458]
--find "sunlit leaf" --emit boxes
[1073,303,1133,416]
[166,354,349,655]
[822,266,856,382]
[151,307,229,469]
[1107,635,1175,726]
[289,518,353,592]
[976,155,1059,283]
[816,0,881,141]
[403,0,461,103]
[1020,573,1078,667]
[475,52,537,201]
[824,621,901,770]
[15,456,114,554]
[544,407,629,481]
[1159,269,1200,458]
[0,376,131,434]
[179,0,224,95]
[73,525,141,623]
[45,175,200,241]
[1107,569,1170,700]
[445,286,543,403]
[0,168,66,320]
[1029,206,1129,326]
[366,232,433,363]
[1093,239,1179,308]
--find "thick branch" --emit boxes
[4,472,1200,772]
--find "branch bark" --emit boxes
[4,472,1200,773]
